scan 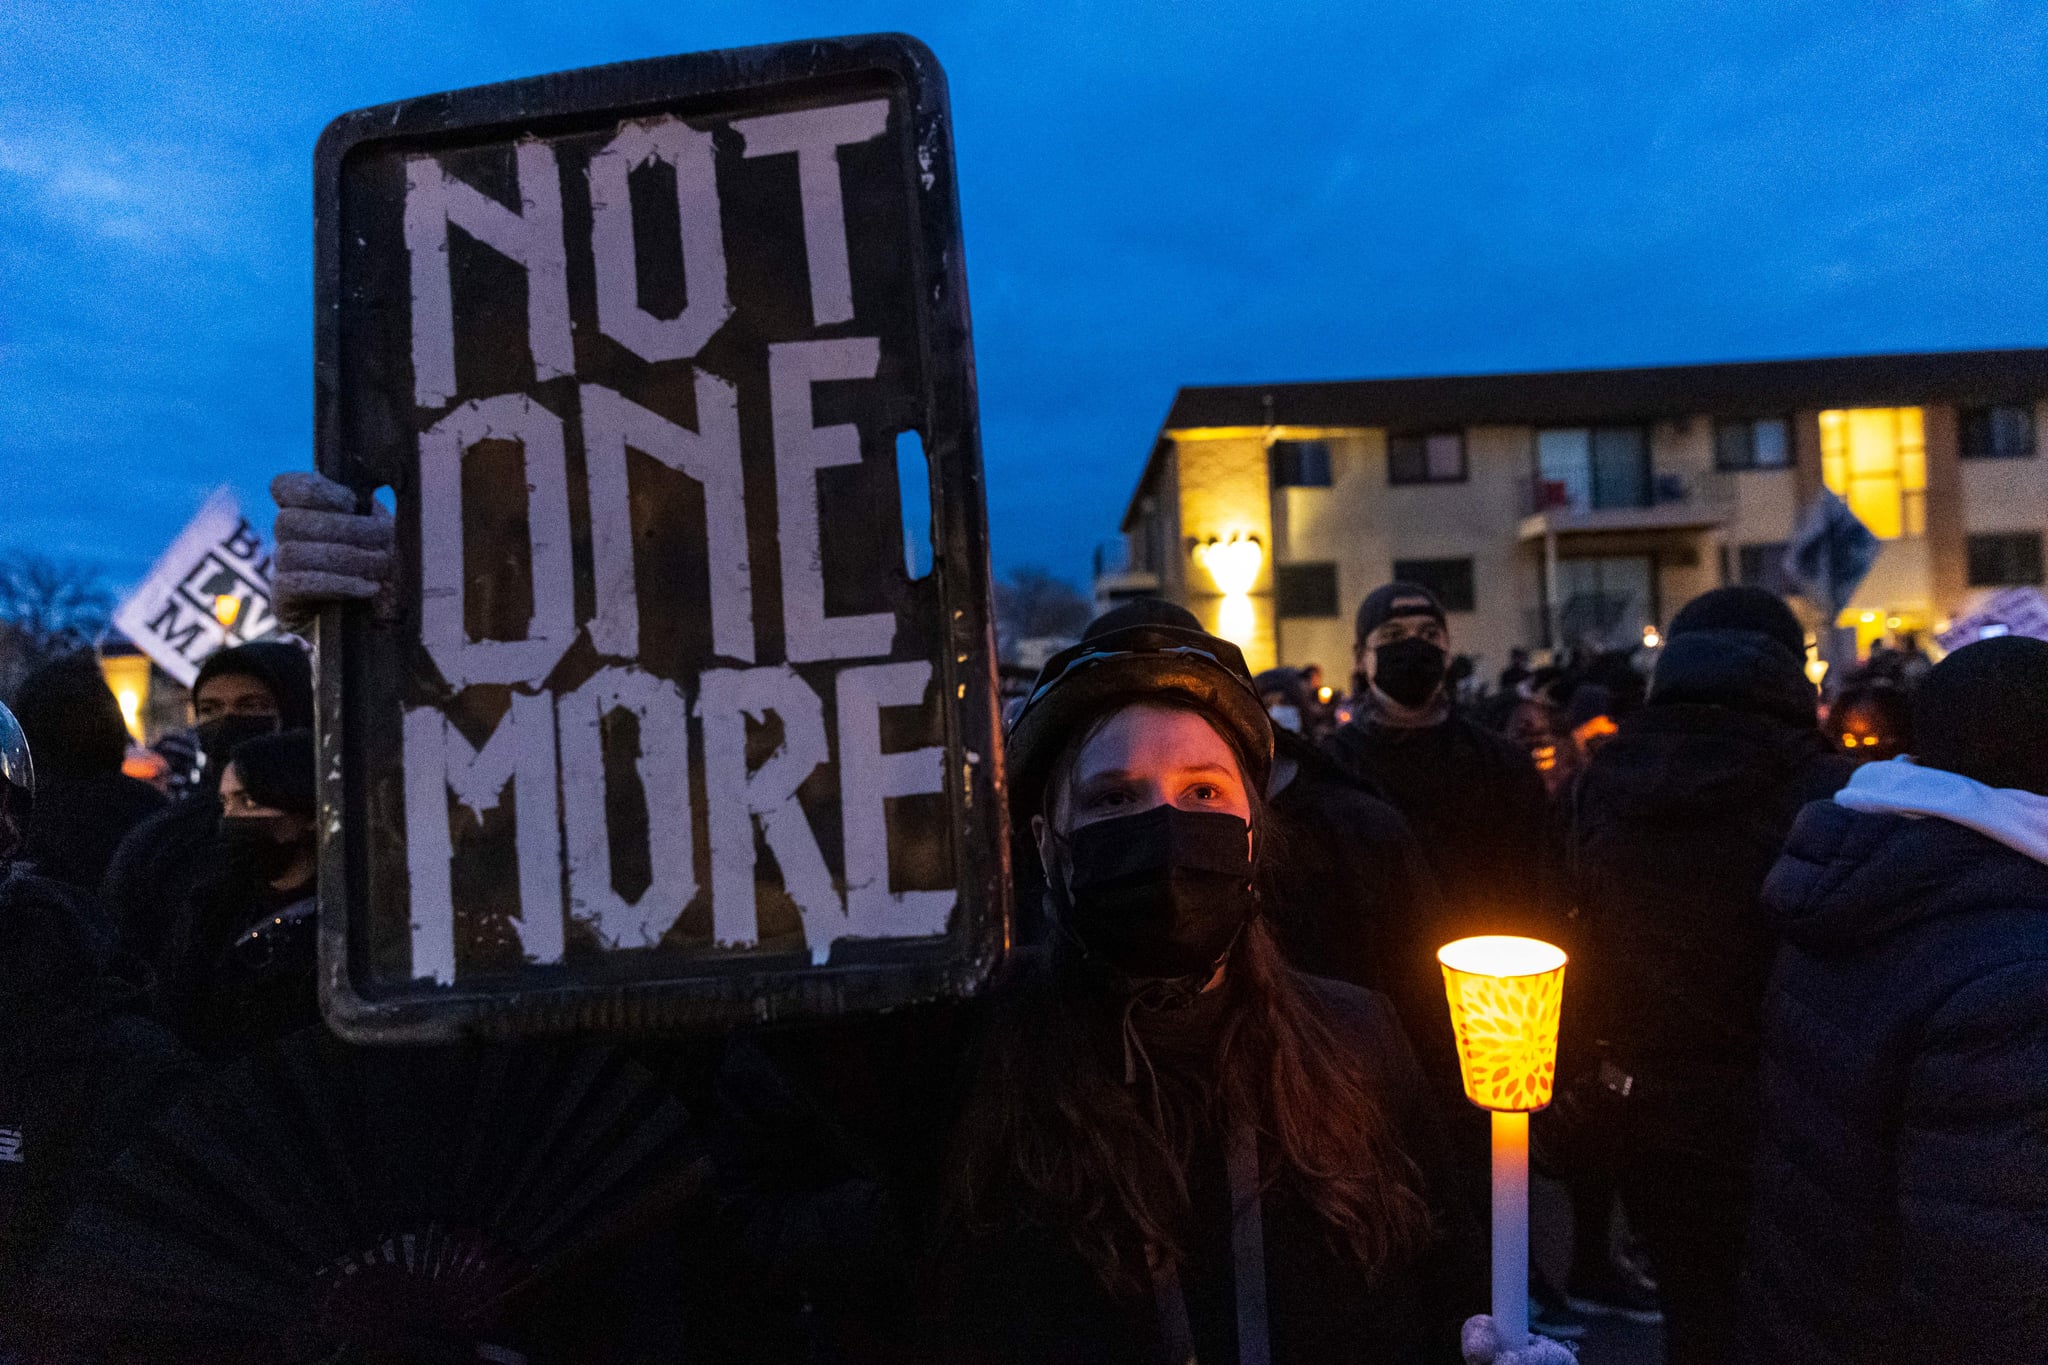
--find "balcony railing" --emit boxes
[1518,470,1735,539]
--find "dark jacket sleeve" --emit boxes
[1898,958,2048,1361]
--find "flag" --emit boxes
[1782,489,1880,613]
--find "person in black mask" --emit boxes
[157,728,319,1058]
[1321,583,1551,1078]
[105,640,314,984]
[925,617,1559,1365]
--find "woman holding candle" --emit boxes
[923,613,1569,1364]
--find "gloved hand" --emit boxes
[270,471,395,632]
[1462,1316,1578,1364]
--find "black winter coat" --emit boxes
[1564,630,1853,1144]
[19,773,165,894]
[1739,802,2048,1365]
[1263,732,1448,1067]
[0,872,197,1320]
[1322,708,1549,938]
[925,973,1480,1364]
[103,792,221,985]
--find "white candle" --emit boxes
[1491,1110,1530,1351]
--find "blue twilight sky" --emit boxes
[3,1,2046,591]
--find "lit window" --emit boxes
[1819,408,1924,540]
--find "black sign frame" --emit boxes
[313,34,1006,1042]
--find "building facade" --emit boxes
[1098,349,2048,677]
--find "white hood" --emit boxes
[1835,758,2048,867]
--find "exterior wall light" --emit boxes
[1192,533,1263,596]
[1192,534,1264,649]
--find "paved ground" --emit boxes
[1532,1176,1664,1365]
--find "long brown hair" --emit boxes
[948,707,1433,1297]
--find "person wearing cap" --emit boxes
[1322,583,1552,1078]
[154,728,320,1058]
[1560,586,1854,1361]
[104,638,315,983]
[925,611,1570,1365]
[1324,582,1549,935]
[1738,635,2048,1365]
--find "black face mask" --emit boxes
[196,714,281,785]
[220,815,305,885]
[1056,805,1255,980]
[1372,636,1448,709]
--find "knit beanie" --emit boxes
[12,653,129,780]
[1914,636,2048,795]
[1667,586,1805,659]
[1354,581,1446,647]
[228,728,316,818]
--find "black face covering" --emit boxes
[196,713,281,785]
[1057,804,1255,980]
[220,815,305,885]
[1371,636,1447,709]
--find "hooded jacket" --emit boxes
[1738,764,2048,1365]
[1564,629,1854,1110]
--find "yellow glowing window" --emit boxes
[1819,408,1924,540]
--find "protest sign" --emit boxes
[110,488,280,686]
[314,35,1004,1040]
[1937,586,2048,651]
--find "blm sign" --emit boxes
[314,36,1005,1040]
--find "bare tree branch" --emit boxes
[0,551,115,699]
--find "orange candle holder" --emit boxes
[1438,934,1567,1113]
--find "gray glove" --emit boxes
[1461,1316,1577,1365]
[270,471,395,632]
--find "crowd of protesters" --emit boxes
[0,476,2042,1364]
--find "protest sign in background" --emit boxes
[1937,586,2048,651]
[315,34,1004,1041]
[110,488,281,686]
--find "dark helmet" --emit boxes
[0,700,34,858]
[1005,616,1273,829]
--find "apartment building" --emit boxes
[1098,349,2048,676]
